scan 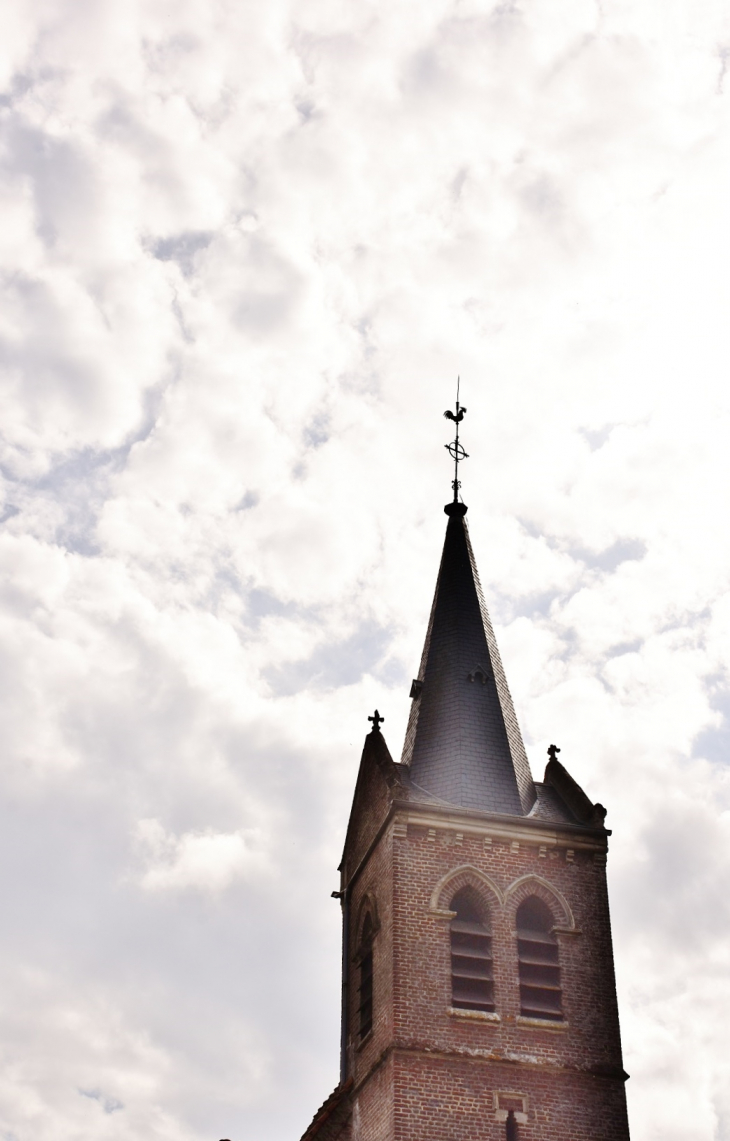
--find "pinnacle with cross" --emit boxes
[547,744,561,762]
[368,710,384,733]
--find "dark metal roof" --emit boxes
[401,504,536,816]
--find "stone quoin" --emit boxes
[300,489,630,1141]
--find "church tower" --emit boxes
[301,405,630,1141]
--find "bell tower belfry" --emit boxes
[300,404,630,1141]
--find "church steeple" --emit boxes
[401,500,535,816]
[300,394,630,1141]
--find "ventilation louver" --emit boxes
[450,886,494,1013]
[516,896,562,1021]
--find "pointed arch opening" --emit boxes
[431,864,503,914]
[356,910,375,1041]
[504,873,574,930]
[516,895,562,1021]
[449,885,494,1013]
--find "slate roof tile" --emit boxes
[401,504,536,816]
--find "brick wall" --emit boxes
[392,1051,629,1141]
[327,803,630,1141]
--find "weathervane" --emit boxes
[443,376,468,503]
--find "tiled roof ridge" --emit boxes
[299,1079,353,1141]
[462,518,535,813]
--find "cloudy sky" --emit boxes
[2,0,730,1138]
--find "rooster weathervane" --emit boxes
[443,376,468,503]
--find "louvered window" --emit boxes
[357,913,374,1040]
[449,886,494,1013]
[517,896,562,1021]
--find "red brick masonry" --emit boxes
[301,734,630,1141]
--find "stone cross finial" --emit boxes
[547,743,561,762]
[368,709,384,732]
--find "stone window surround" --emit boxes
[494,1091,529,1125]
[430,864,577,932]
[429,865,579,1025]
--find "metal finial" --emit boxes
[547,743,561,762]
[368,709,384,732]
[443,376,468,503]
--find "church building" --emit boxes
[301,407,630,1141]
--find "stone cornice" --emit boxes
[341,796,608,893]
[395,800,609,852]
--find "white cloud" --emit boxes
[134,819,268,893]
[1,0,730,1136]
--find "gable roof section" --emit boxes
[339,727,401,880]
[543,755,608,827]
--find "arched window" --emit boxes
[449,885,494,1013]
[357,912,374,1040]
[516,895,562,1021]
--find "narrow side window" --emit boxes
[357,913,374,1040]
[449,886,494,1013]
[516,895,562,1021]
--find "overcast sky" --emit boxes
[1,1,730,1139]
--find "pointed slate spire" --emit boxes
[401,502,536,816]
